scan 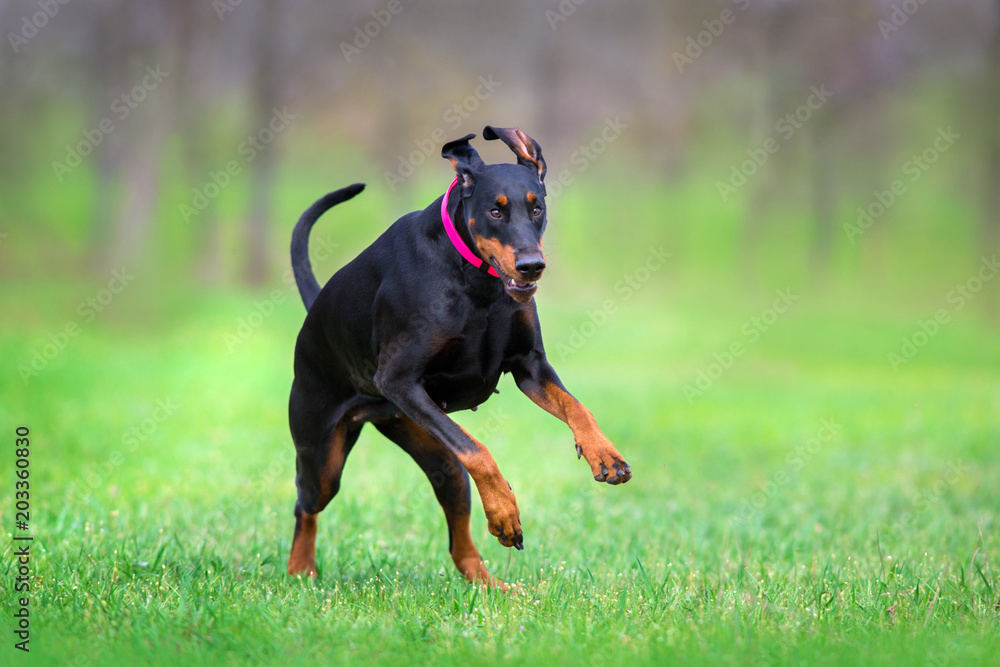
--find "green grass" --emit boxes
[1,269,998,666]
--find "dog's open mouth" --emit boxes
[490,259,538,303]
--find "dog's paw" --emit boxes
[489,509,523,550]
[483,483,523,549]
[287,559,318,578]
[576,441,632,485]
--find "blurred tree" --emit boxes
[83,0,130,269]
[172,0,225,284]
[982,1,1000,256]
[244,0,282,286]
[105,2,172,268]
[980,0,1000,318]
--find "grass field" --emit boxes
[2,255,998,666]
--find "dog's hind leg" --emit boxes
[287,385,364,577]
[288,421,363,576]
[375,416,507,589]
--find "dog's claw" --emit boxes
[589,454,632,484]
[498,531,524,550]
[575,443,582,460]
[611,461,632,484]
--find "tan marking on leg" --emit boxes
[448,513,508,590]
[453,425,522,548]
[288,512,318,577]
[319,425,347,502]
[528,380,630,482]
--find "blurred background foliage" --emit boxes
[0,0,997,312]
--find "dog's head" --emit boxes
[441,127,547,304]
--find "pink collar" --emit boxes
[441,178,499,277]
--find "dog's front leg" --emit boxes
[374,371,523,549]
[512,350,632,485]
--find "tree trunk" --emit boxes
[980,3,1000,320]
[85,0,128,270]
[109,112,168,267]
[172,0,224,284]
[809,112,837,278]
[244,0,281,286]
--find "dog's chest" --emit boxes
[421,311,510,410]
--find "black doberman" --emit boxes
[287,126,631,587]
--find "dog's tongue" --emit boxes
[508,277,532,289]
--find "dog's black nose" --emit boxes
[515,256,546,281]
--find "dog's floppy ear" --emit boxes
[441,133,484,199]
[483,126,546,191]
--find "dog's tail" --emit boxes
[291,183,365,310]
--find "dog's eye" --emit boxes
[489,208,502,219]
[532,207,543,217]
